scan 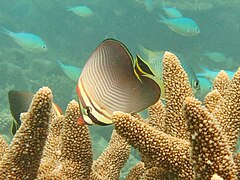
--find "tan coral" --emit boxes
[38,100,93,179]
[60,100,92,179]
[213,70,230,97]
[0,135,8,161]
[212,68,240,152]
[147,100,166,131]
[163,51,193,140]
[37,114,64,179]
[184,97,238,179]
[211,174,224,180]
[126,162,145,180]
[0,87,53,180]
[90,130,130,180]
[204,89,222,113]
[112,111,193,179]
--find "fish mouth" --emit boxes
[77,115,86,126]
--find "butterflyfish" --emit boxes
[157,14,200,36]
[76,39,161,126]
[0,26,47,52]
[8,90,62,135]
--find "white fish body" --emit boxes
[158,14,200,36]
[163,7,183,18]
[67,5,93,17]
[57,61,81,82]
[197,67,235,82]
[144,0,154,12]
[203,52,227,62]
[0,27,47,52]
[195,76,212,100]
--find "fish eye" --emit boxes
[42,45,47,49]
[84,106,92,115]
[194,80,200,88]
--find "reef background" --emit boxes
[0,1,240,179]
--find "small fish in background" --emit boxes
[67,5,93,17]
[57,61,81,82]
[76,39,161,126]
[202,51,228,63]
[195,76,212,100]
[157,14,200,36]
[0,26,47,52]
[162,7,183,18]
[144,0,154,13]
[139,45,200,99]
[197,66,235,82]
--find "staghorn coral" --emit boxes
[90,129,130,180]
[0,109,14,144]
[184,97,238,179]
[0,135,8,162]
[0,51,240,179]
[0,87,53,179]
[0,89,131,180]
[112,52,240,179]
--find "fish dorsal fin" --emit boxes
[8,90,34,134]
[78,39,161,118]
[139,45,164,61]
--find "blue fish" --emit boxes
[139,45,200,99]
[67,5,93,17]
[0,27,47,52]
[157,14,200,36]
[57,61,81,82]
[195,76,212,100]
[144,0,154,12]
[203,52,228,63]
[163,7,183,18]
[197,67,235,82]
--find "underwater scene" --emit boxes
[0,0,240,179]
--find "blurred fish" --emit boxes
[0,27,47,52]
[195,76,212,100]
[163,7,183,18]
[203,51,228,63]
[157,14,200,36]
[197,66,235,82]
[139,45,200,99]
[76,39,161,126]
[144,0,154,12]
[67,5,93,17]
[57,61,81,82]
[8,90,62,135]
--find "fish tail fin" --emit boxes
[0,26,14,36]
[57,60,64,68]
[66,6,73,12]
[157,13,167,23]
